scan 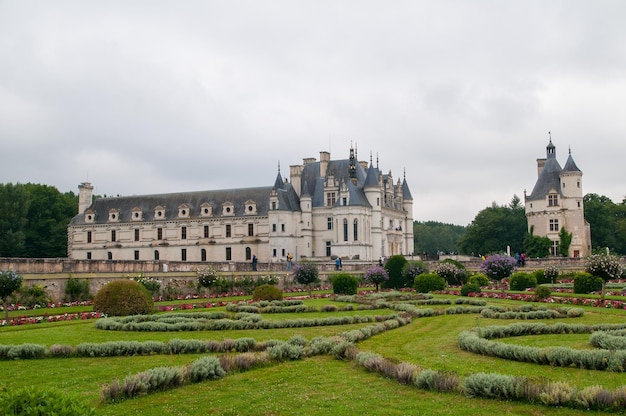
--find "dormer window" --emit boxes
[222,202,234,216]
[548,194,559,207]
[108,209,119,222]
[154,205,165,220]
[131,207,143,221]
[85,209,95,224]
[178,204,190,218]
[245,200,257,215]
[200,203,212,217]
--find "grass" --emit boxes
[1,293,625,415]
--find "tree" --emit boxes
[583,193,625,254]
[413,221,466,257]
[0,183,30,257]
[523,226,551,258]
[292,262,320,296]
[585,253,623,300]
[197,266,220,294]
[457,196,527,256]
[0,270,23,321]
[382,255,409,289]
[364,266,389,291]
[479,254,517,293]
[558,227,573,257]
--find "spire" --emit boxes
[349,145,357,183]
[546,133,556,159]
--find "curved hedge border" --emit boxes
[94,312,398,332]
[458,322,626,372]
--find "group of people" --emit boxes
[251,252,293,271]
[514,252,527,267]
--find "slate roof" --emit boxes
[527,141,581,201]
[301,158,372,208]
[69,186,273,225]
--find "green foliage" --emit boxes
[534,285,552,300]
[188,356,226,382]
[196,266,220,289]
[0,183,30,257]
[15,284,50,307]
[292,262,320,296]
[573,272,603,294]
[330,273,359,295]
[382,255,409,289]
[457,196,527,256]
[65,277,91,302]
[93,279,154,316]
[509,272,537,291]
[434,261,467,285]
[584,193,626,254]
[364,266,389,291]
[480,254,517,281]
[460,283,481,296]
[251,284,283,301]
[412,221,466,257]
[559,227,573,257]
[402,261,429,288]
[543,265,561,284]
[413,273,445,293]
[585,253,623,282]
[0,386,96,415]
[523,227,551,258]
[468,273,489,287]
[0,270,23,321]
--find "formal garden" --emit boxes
[1,253,626,415]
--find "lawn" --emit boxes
[1,293,624,415]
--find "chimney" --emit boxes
[289,165,303,197]
[78,182,94,214]
[537,158,546,177]
[320,151,330,178]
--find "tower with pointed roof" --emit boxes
[525,138,591,257]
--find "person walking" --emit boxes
[252,254,258,271]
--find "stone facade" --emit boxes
[67,148,414,264]
[524,139,591,257]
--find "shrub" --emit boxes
[330,273,359,295]
[468,273,489,287]
[65,277,91,301]
[543,265,561,284]
[535,285,552,300]
[93,280,154,316]
[509,272,537,291]
[402,261,429,287]
[15,284,50,308]
[187,356,226,382]
[413,273,445,293]
[533,269,550,285]
[0,270,23,321]
[292,262,320,296]
[364,266,389,291]
[0,387,96,415]
[251,284,283,301]
[573,272,602,294]
[480,254,517,281]
[382,255,409,289]
[460,283,481,296]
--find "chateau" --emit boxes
[67,148,414,264]
[525,139,591,257]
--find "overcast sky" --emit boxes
[1,1,625,226]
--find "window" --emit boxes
[181,248,187,261]
[87,231,92,243]
[377,197,380,206]
[204,225,209,238]
[246,247,251,260]
[181,226,187,240]
[327,217,333,230]
[343,219,348,241]
[201,249,207,261]
[281,224,285,232]
[134,229,139,242]
[326,241,331,257]
[549,219,558,232]
[134,250,139,260]
[342,197,347,206]
[226,224,231,238]
[107,251,112,260]
[226,247,232,261]
[273,248,277,257]
[111,230,116,242]
[157,227,163,240]
[548,194,559,207]
[550,240,559,256]
[87,252,91,260]
[281,248,285,257]
[353,219,358,241]
[154,250,159,260]
[577,201,581,208]
[248,223,254,236]
[272,224,277,232]
[326,192,336,206]
[272,201,277,210]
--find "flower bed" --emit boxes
[1,311,105,326]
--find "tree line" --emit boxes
[0,182,624,258]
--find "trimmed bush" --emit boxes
[252,284,283,301]
[468,273,489,287]
[0,387,96,415]
[535,285,552,300]
[460,283,481,297]
[93,280,154,316]
[402,261,429,287]
[509,272,537,291]
[382,255,409,289]
[573,272,602,294]
[188,356,226,382]
[413,273,445,293]
[330,272,359,295]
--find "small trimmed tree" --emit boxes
[364,266,389,291]
[197,266,220,295]
[382,255,409,289]
[330,272,359,295]
[292,262,320,297]
[543,265,560,285]
[480,254,517,293]
[0,270,23,322]
[93,279,154,316]
[585,253,623,300]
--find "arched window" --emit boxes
[353,219,358,241]
[154,250,159,260]
[343,219,348,242]
[246,247,252,260]
[201,249,207,262]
